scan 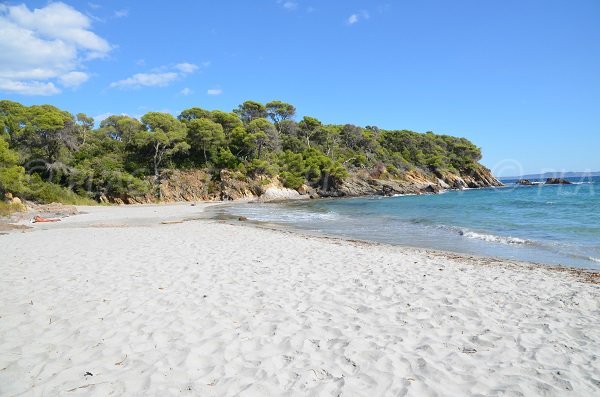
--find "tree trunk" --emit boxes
[153,143,162,200]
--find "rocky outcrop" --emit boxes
[517,179,534,185]
[318,165,503,198]
[104,164,503,203]
[545,178,572,185]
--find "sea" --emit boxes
[212,176,600,270]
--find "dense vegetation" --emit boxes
[0,99,484,203]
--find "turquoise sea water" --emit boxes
[216,176,600,270]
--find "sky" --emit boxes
[0,0,599,176]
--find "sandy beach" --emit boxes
[1,203,599,396]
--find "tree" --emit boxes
[340,124,363,150]
[187,118,225,164]
[136,112,190,189]
[209,110,243,134]
[100,115,144,145]
[266,100,296,125]
[298,116,322,147]
[76,113,94,145]
[0,100,27,145]
[178,107,211,123]
[247,118,280,158]
[234,101,267,124]
[22,105,77,167]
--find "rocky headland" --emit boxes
[101,165,503,204]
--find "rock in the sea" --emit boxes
[545,178,572,185]
[517,179,534,185]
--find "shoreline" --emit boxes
[1,203,599,395]
[207,200,600,281]
[5,200,600,282]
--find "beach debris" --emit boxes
[114,355,127,366]
[84,371,93,377]
[238,216,248,221]
[32,215,61,223]
[461,347,477,354]
[161,220,184,225]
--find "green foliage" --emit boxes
[187,118,225,164]
[99,115,144,145]
[246,159,276,177]
[0,201,25,217]
[27,174,96,205]
[0,136,28,196]
[178,107,211,123]
[136,112,190,178]
[266,101,296,124]
[209,110,243,134]
[277,151,307,189]
[234,101,267,124]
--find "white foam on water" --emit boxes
[460,230,529,245]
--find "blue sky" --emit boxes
[1,0,599,176]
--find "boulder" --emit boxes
[545,178,572,185]
[259,186,307,202]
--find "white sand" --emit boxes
[1,203,599,396]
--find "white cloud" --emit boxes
[347,10,369,25]
[175,63,199,74]
[0,2,111,95]
[114,9,128,18]
[0,78,60,96]
[110,62,202,90]
[180,87,192,96]
[59,71,89,88]
[110,72,179,89]
[207,88,223,96]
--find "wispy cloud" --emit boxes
[207,88,223,96]
[277,0,298,11]
[110,62,201,89]
[0,2,111,95]
[114,9,128,18]
[347,10,369,25]
[110,72,179,89]
[180,87,192,96]
[175,63,198,74]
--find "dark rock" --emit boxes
[238,216,248,221]
[545,178,572,185]
[517,179,534,185]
